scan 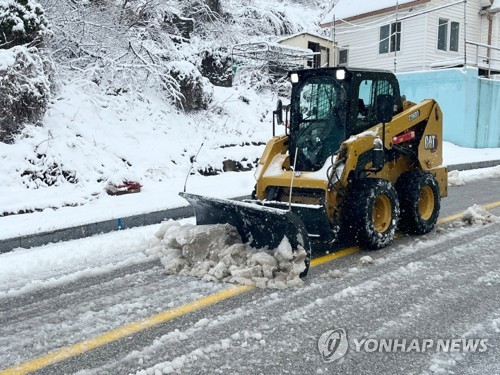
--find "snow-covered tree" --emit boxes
[0,0,49,49]
[166,61,213,111]
[0,46,52,143]
[0,1,52,143]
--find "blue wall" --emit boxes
[476,77,500,148]
[396,68,500,148]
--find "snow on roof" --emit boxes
[232,41,316,59]
[322,0,421,24]
[275,31,332,44]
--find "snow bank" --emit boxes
[148,221,307,289]
[0,224,159,298]
[461,205,498,225]
[448,166,500,187]
[448,170,465,186]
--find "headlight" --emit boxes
[336,69,346,80]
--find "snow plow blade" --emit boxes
[179,192,311,276]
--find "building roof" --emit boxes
[321,0,429,27]
[276,32,332,44]
[491,0,500,12]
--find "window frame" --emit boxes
[338,48,348,66]
[379,21,401,55]
[437,18,460,52]
[450,21,460,52]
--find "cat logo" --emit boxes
[424,134,438,153]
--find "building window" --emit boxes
[339,48,348,66]
[379,22,401,54]
[450,21,460,51]
[307,41,321,68]
[438,18,460,52]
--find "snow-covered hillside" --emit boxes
[0,0,329,217]
[0,80,278,215]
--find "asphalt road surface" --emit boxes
[1,176,500,375]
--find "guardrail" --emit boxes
[466,41,500,77]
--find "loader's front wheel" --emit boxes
[396,171,441,234]
[344,179,399,249]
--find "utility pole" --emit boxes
[394,0,399,73]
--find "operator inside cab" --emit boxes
[289,68,403,173]
[293,76,346,171]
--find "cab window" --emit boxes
[356,79,395,132]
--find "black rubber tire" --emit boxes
[343,179,400,250]
[396,171,441,235]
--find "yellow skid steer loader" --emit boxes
[181,67,447,276]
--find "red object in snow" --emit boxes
[106,180,142,195]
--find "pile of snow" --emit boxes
[148,221,307,289]
[358,255,375,265]
[448,170,465,186]
[448,166,500,187]
[461,205,498,225]
[461,165,500,181]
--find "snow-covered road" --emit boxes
[1,177,499,374]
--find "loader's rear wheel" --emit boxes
[344,179,399,249]
[396,171,441,234]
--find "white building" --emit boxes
[276,32,335,68]
[321,0,500,75]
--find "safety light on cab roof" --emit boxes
[290,73,299,83]
[336,69,346,80]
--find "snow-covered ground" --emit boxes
[0,197,498,373]
[1,177,498,304]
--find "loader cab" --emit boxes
[352,70,403,137]
[288,67,402,171]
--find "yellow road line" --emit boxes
[438,201,500,224]
[0,285,254,375]
[310,247,359,267]
[482,201,500,211]
[437,212,463,224]
[3,200,500,374]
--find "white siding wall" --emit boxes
[330,0,500,72]
[491,13,500,71]
[480,8,489,46]
[397,12,432,71]
[423,0,485,69]
[332,5,429,72]
[333,13,387,70]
